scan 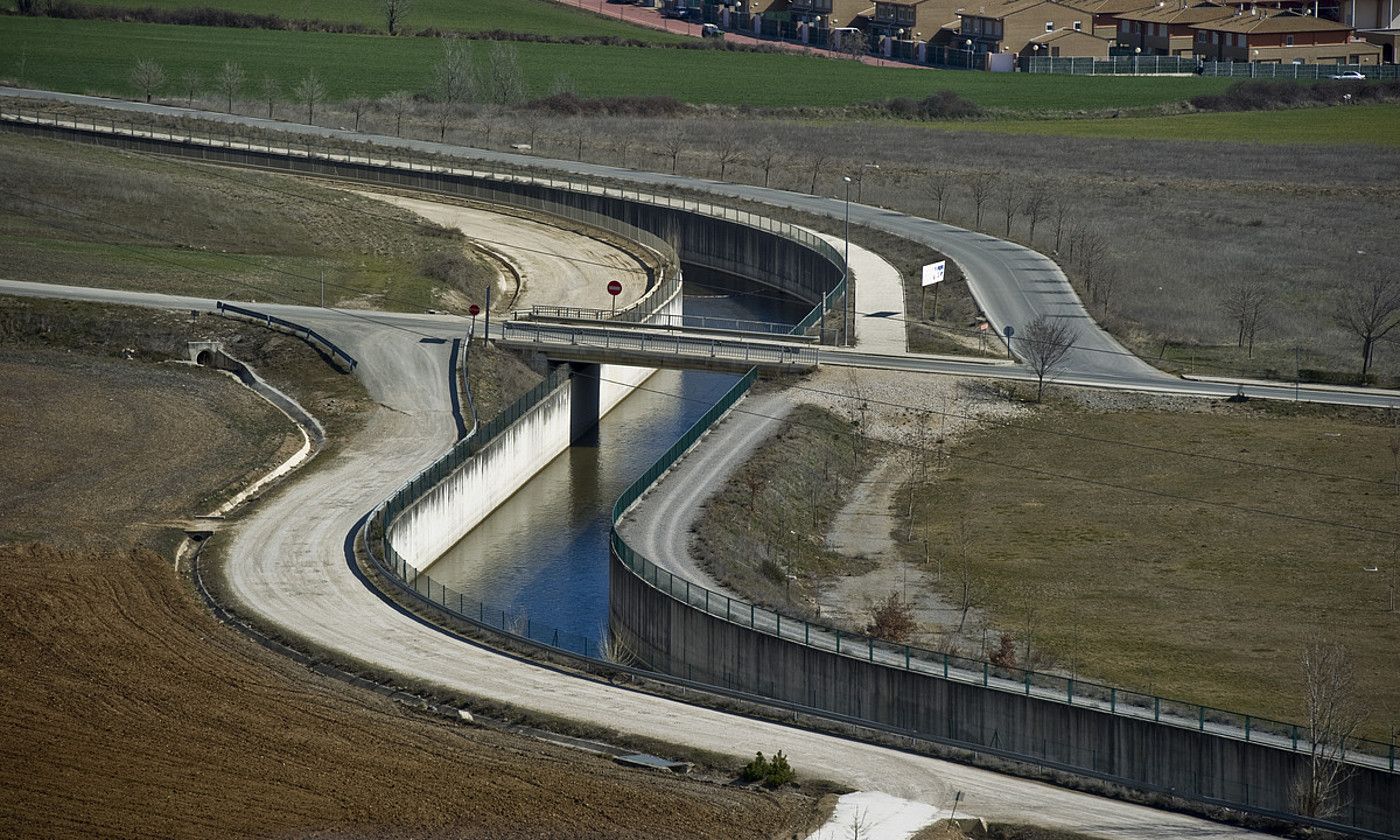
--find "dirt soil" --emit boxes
[0,348,298,546]
[0,304,819,839]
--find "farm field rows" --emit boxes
[0,16,1236,111]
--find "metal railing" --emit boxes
[609,505,1399,773]
[515,304,810,339]
[215,301,357,371]
[498,321,821,369]
[1023,56,1400,79]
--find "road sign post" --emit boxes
[468,303,480,344]
[1003,324,1015,359]
[607,279,622,319]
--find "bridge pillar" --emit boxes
[562,361,601,445]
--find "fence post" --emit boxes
[868,637,874,661]
[1199,706,1206,732]
[1067,678,1074,704]
[905,645,910,669]
[983,661,989,686]
[805,621,810,646]
[1154,697,1161,722]
[750,602,755,628]
[1110,687,1116,714]
[1292,724,1298,750]
[1245,716,1251,741]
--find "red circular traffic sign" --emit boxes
[468,304,481,316]
[607,280,623,296]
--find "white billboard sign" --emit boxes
[921,261,946,287]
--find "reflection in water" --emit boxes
[425,280,807,644]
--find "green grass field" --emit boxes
[5,0,686,41]
[903,400,1400,737]
[954,103,1400,147]
[0,16,1235,111]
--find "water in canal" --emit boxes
[423,274,806,646]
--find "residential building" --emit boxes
[1021,25,1117,53]
[869,0,966,48]
[959,0,1105,55]
[787,0,876,27]
[1115,1,1234,55]
[1190,9,1384,62]
[1343,0,1400,29]
[1056,0,1160,37]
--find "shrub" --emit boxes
[740,750,796,787]
[864,591,917,643]
[875,90,982,120]
[1191,78,1400,112]
[525,92,687,117]
[989,632,1018,668]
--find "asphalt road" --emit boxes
[0,87,1171,382]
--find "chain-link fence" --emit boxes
[1024,55,1400,78]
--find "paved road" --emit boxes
[0,286,1268,839]
[0,87,1169,383]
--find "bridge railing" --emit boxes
[498,321,820,368]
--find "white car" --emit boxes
[700,23,724,39]
[1330,70,1366,80]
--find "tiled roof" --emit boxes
[1117,1,1234,23]
[1191,11,1354,31]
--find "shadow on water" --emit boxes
[424,276,807,644]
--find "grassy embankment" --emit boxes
[0,131,495,312]
[899,396,1400,738]
[52,0,689,41]
[0,15,1236,111]
[693,402,889,613]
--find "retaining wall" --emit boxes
[609,550,1400,837]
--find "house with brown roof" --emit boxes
[1056,0,1160,37]
[1115,1,1234,55]
[788,0,877,29]
[959,0,1106,55]
[1191,9,1384,62]
[1021,25,1118,54]
[869,0,966,53]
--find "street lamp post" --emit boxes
[1134,46,1142,75]
[965,38,975,69]
[842,175,852,345]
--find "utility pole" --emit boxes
[484,285,491,347]
[320,270,325,308]
[842,175,852,346]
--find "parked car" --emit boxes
[660,5,691,18]
[1330,70,1366,80]
[701,23,724,38]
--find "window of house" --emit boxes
[1120,19,1129,32]
[1074,19,1082,30]
[1046,20,1054,31]
[1285,34,1295,46]
[1211,31,1219,43]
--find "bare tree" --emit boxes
[1334,274,1400,379]
[179,69,201,107]
[1073,228,1108,306]
[216,60,245,114]
[1052,200,1069,253]
[1293,638,1365,818]
[516,109,545,148]
[129,59,166,104]
[1023,181,1050,245]
[713,131,743,181]
[293,69,325,124]
[486,43,526,105]
[1000,177,1017,237]
[432,101,455,143]
[380,0,413,35]
[1224,279,1270,358]
[433,36,475,115]
[928,170,950,219]
[969,172,992,229]
[808,148,830,195]
[380,89,412,136]
[661,125,686,175]
[1021,315,1078,401]
[754,135,781,188]
[345,95,371,131]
